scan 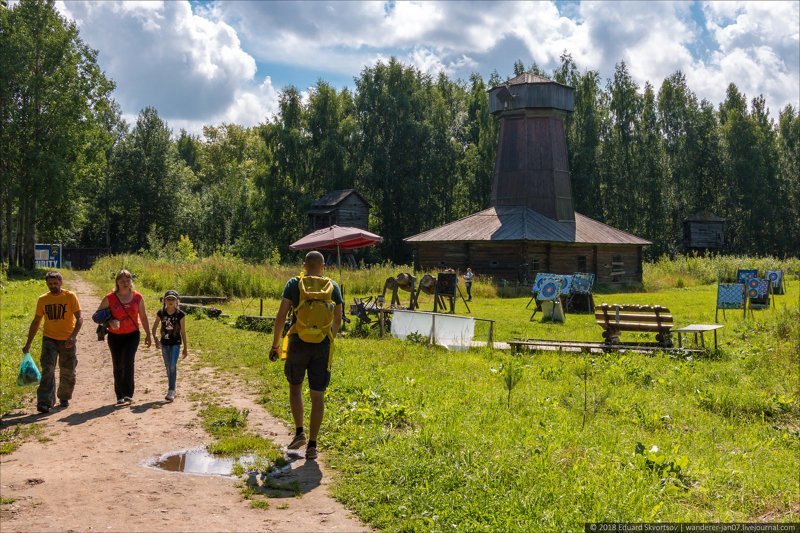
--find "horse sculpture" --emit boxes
[382,273,418,309]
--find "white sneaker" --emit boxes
[165,390,175,402]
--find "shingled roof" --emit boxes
[311,189,370,208]
[404,207,651,245]
[504,72,571,88]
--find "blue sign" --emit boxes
[34,244,62,268]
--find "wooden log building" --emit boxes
[307,189,370,231]
[405,73,650,284]
[683,211,725,252]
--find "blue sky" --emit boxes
[55,1,800,134]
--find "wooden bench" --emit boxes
[595,304,674,347]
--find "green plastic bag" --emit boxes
[17,352,41,386]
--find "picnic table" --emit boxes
[672,324,724,351]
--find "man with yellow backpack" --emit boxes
[270,251,343,460]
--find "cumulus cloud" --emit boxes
[57,0,279,133]
[55,0,799,131]
[690,1,800,110]
[216,0,797,110]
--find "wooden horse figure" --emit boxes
[381,273,418,309]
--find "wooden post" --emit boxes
[379,310,385,337]
[259,298,263,317]
[487,321,494,349]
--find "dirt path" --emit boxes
[0,274,366,532]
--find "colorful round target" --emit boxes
[747,278,759,290]
[767,272,778,282]
[539,279,560,300]
[747,288,758,298]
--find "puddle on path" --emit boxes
[148,449,252,476]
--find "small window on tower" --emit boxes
[532,258,540,271]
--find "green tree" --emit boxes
[636,82,672,255]
[601,61,641,230]
[354,58,433,261]
[776,105,800,256]
[719,84,758,252]
[258,86,310,254]
[459,72,497,213]
[306,81,355,194]
[556,53,605,219]
[110,107,190,252]
[1,0,115,268]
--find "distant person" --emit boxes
[463,267,474,301]
[270,251,343,460]
[22,271,83,413]
[95,270,151,405]
[152,290,188,403]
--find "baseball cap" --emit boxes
[163,290,180,300]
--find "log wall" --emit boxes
[413,241,644,284]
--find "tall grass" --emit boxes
[88,255,497,299]
[643,254,800,292]
[89,253,798,302]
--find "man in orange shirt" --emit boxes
[22,271,83,413]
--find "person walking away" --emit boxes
[463,268,474,301]
[270,251,343,460]
[95,270,151,405]
[152,290,188,402]
[22,271,83,413]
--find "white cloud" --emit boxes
[692,1,800,110]
[215,0,797,110]
[58,0,279,133]
[55,0,799,131]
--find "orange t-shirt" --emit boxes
[106,291,142,335]
[35,289,81,340]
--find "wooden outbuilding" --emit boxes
[307,189,371,231]
[62,247,109,269]
[683,211,725,252]
[405,73,650,284]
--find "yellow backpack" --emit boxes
[289,273,335,344]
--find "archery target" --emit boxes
[539,279,561,300]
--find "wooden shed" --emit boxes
[307,189,371,231]
[683,211,725,252]
[62,247,109,269]
[405,73,650,284]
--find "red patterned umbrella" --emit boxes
[289,225,383,283]
[289,225,383,252]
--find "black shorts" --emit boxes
[283,335,331,392]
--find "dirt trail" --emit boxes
[0,274,366,532]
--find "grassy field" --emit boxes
[0,269,83,416]
[81,257,800,530]
[4,259,798,529]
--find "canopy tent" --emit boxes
[289,225,383,287]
